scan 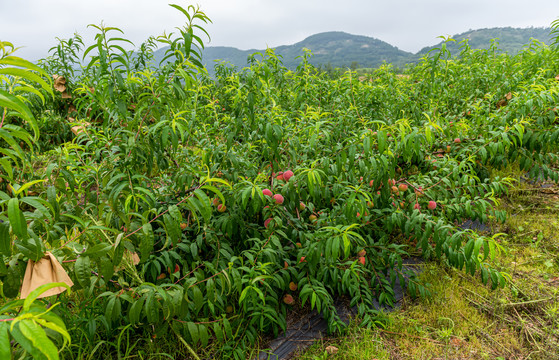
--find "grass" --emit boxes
[297,168,559,360]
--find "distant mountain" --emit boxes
[154,31,412,73]
[153,27,552,74]
[417,27,552,56]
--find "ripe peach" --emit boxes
[180,223,187,230]
[413,203,421,210]
[391,186,399,194]
[157,273,166,280]
[428,201,437,210]
[217,204,227,212]
[174,264,180,273]
[369,180,374,187]
[454,138,461,144]
[212,197,220,206]
[283,294,295,305]
[366,201,374,208]
[296,243,302,248]
[273,194,284,204]
[263,188,273,197]
[299,256,306,263]
[398,184,408,192]
[284,261,289,269]
[415,187,424,197]
[289,281,297,291]
[276,172,284,181]
[299,202,306,211]
[357,249,366,257]
[358,256,366,265]
[283,170,294,181]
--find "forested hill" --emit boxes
[153,27,552,73]
[154,31,412,72]
[416,27,552,56]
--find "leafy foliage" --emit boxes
[1,6,559,359]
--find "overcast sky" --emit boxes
[1,0,558,61]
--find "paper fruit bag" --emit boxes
[20,252,74,299]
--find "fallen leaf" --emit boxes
[325,345,338,354]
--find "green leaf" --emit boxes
[10,320,47,360]
[140,223,154,262]
[15,319,58,360]
[192,285,203,314]
[23,283,70,311]
[164,214,179,247]
[13,180,45,197]
[187,322,199,345]
[145,291,159,323]
[74,256,91,288]
[0,222,11,256]
[0,321,10,360]
[83,243,112,258]
[8,198,27,240]
[0,91,38,138]
[129,296,146,325]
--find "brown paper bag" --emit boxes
[20,252,74,299]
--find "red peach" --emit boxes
[273,194,284,204]
[428,201,437,210]
[283,294,295,305]
[358,256,366,265]
[283,170,294,181]
[263,188,273,197]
